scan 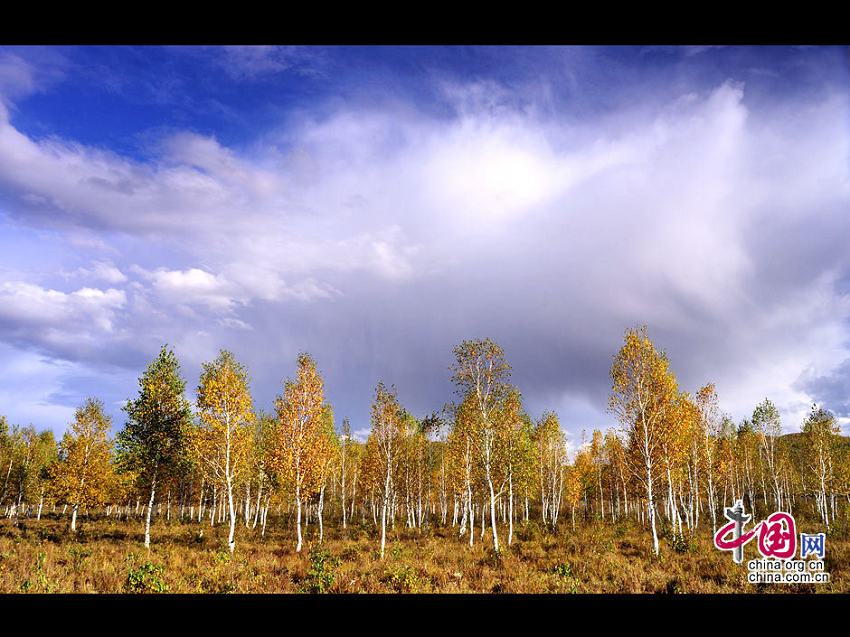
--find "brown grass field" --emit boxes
[0,513,847,593]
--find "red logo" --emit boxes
[714,506,797,560]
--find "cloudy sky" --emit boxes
[0,45,848,444]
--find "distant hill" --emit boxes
[780,432,850,462]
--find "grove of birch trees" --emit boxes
[1,327,849,557]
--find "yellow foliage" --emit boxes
[47,398,117,510]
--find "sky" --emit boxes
[0,45,849,447]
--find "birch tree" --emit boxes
[802,405,840,529]
[450,338,511,554]
[658,393,693,539]
[590,429,607,521]
[31,430,58,520]
[695,383,721,531]
[0,416,11,512]
[314,404,340,543]
[48,398,115,532]
[191,350,255,553]
[735,419,760,515]
[496,389,534,545]
[448,395,480,546]
[609,326,678,556]
[605,430,629,520]
[118,345,193,549]
[563,465,582,529]
[752,398,783,511]
[536,412,566,529]
[342,435,364,528]
[9,427,57,519]
[573,441,595,522]
[271,353,326,552]
[369,381,403,559]
[340,418,351,529]
[249,412,276,534]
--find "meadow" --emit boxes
[1,512,847,593]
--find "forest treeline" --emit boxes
[1,327,848,558]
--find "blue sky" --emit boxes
[1,45,849,446]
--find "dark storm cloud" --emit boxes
[796,360,850,419]
[1,46,849,440]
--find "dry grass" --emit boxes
[0,513,846,593]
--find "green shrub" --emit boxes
[20,551,55,593]
[68,545,92,571]
[390,543,405,560]
[300,546,339,594]
[125,560,168,593]
[671,534,692,554]
[551,561,579,593]
[214,549,232,565]
[385,564,420,593]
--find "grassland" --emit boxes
[0,512,847,594]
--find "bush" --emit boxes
[553,562,573,579]
[389,543,405,560]
[125,559,168,593]
[670,533,692,554]
[385,564,420,593]
[551,561,579,593]
[214,549,232,565]
[20,551,55,593]
[300,546,339,594]
[68,545,92,571]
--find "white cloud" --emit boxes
[66,260,127,284]
[352,427,371,442]
[144,267,236,311]
[0,281,125,331]
[217,317,252,330]
[0,48,67,106]
[0,52,37,102]
[215,46,318,80]
[0,281,127,365]
[131,265,341,315]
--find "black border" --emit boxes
[2,592,845,628]
[0,7,848,45]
